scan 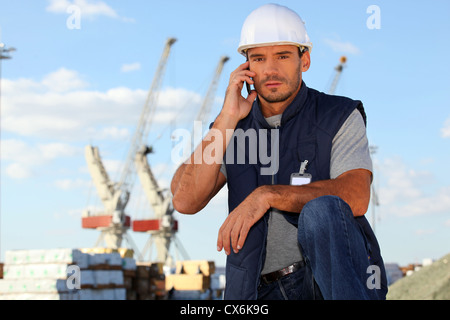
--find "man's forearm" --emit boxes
[170,113,237,214]
[171,156,222,214]
[262,169,372,217]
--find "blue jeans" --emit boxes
[258,261,323,300]
[298,195,385,300]
[258,195,386,300]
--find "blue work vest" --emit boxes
[222,82,386,299]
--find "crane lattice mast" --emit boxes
[82,38,177,256]
[118,37,177,200]
[133,55,229,266]
[328,56,347,95]
[195,56,229,124]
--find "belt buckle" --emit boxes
[261,275,270,285]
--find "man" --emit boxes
[171,4,387,300]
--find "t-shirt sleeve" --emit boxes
[220,161,227,179]
[330,108,373,179]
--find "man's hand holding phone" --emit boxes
[220,61,257,125]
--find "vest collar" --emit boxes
[252,81,308,129]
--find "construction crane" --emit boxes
[328,56,347,95]
[132,145,185,266]
[82,38,177,257]
[83,145,133,249]
[132,55,229,267]
[195,56,229,125]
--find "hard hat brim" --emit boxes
[238,41,313,56]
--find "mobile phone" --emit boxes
[245,57,254,95]
[245,81,252,95]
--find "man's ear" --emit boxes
[301,50,311,72]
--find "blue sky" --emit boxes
[1,0,449,268]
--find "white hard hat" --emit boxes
[237,4,313,56]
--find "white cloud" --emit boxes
[323,38,361,55]
[377,156,450,217]
[1,68,210,181]
[121,62,141,73]
[6,163,32,179]
[46,0,135,22]
[102,158,124,179]
[441,117,450,138]
[90,126,131,140]
[1,139,76,166]
[2,70,202,141]
[46,0,127,20]
[54,178,90,190]
[39,142,79,160]
[1,139,79,179]
[42,68,88,92]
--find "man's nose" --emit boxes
[262,59,279,76]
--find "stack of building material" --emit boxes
[125,262,167,300]
[78,248,127,300]
[0,248,135,300]
[165,260,214,298]
[121,257,138,300]
[0,248,87,300]
[210,266,226,300]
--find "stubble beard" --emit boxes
[255,65,302,103]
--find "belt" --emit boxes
[260,261,305,285]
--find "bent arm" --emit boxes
[170,116,230,214]
[171,158,227,214]
[217,168,372,255]
[217,108,373,254]
[171,62,257,214]
[264,168,372,216]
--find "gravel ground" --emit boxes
[386,253,450,300]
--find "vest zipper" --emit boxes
[272,122,281,185]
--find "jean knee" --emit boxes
[300,195,339,221]
[299,196,350,236]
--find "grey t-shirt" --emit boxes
[220,109,372,274]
